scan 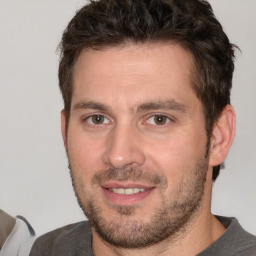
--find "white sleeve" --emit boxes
[0,216,36,256]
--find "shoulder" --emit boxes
[219,216,256,255]
[199,216,256,256]
[29,221,93,256]
[218,216,256,247]
[0,212,36,256]
[233,221,256,255]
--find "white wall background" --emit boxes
[0,0,255,236]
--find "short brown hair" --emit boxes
[58,0,237,181]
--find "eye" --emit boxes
[146,115,171,126]
[86,115,110,125]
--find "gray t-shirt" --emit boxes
[30,216,256,256]
[198,216,256,256]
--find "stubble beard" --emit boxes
[69,153,209,249]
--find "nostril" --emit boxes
[102,143,146,169]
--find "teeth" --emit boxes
[110,188,145,195]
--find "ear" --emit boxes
[209,105,236,167]
[61,110,68,150]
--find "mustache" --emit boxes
[91,167,167,187]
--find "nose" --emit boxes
[102,125,146,169]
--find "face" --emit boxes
[63,43,211,248]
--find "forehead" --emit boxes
[74,42,194,78]
[72,43,197,109]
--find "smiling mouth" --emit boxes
[108,188,146,195]
[102,185,155,205]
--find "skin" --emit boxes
[61,43,235,256]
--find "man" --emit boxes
[0,209,35,256]
[30,0,256,255]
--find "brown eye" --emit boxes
[154,115,167,125]
[88,115,107,124]
[92,115,104,124]
[147,115,170,126]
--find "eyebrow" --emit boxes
[73,101,110,111]
[136,100,188,113]
[73,99,187,113]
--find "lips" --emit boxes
[101,182,155,205]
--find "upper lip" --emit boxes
[101,181,155,189]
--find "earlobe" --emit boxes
[209,105,236,167]
[61,110,68,150]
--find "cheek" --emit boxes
[67,131,106,177]
[146,130,207,182]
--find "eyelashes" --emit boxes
[146,115,171,126]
